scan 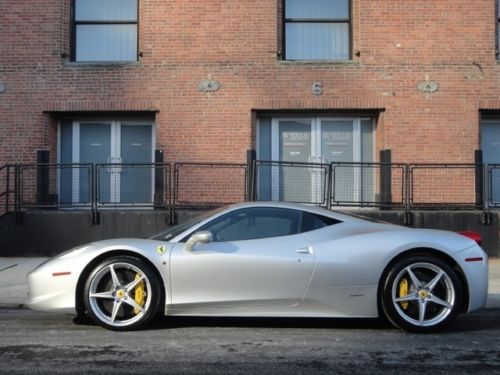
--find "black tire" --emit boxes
[380,255,463,333]
[83,256,162,331]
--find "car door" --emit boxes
[169,207,316,309]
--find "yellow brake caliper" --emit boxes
[399,278,409,310]
[133,273,146,315]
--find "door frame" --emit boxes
[259,116,373,202]
[57,118,156,205]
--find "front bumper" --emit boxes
[26,258,80,315]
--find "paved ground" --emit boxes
[0,307,500,374]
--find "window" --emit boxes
[72,0,138,62]
[196,208,302,242]
[481,118,500,204]
[257,116,374,203]
[59,118,154,204]
[284,0,350,60]
[498,0,500,59]
[301,212,340,232]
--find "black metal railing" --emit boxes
[253,160,330,206]
[488,164,500,208]
[174,162,248,208]
[4,163,172,224]
[0,164,15,218]
[331,162,407,209]
[408,164,481,209]
[2,159,500,225]
[95,163,171,208]
[18,163,93,209]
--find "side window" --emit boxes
[72,0,139,62]
[284,0,350,60]
[197,208,301,242]
[301,212,340,233]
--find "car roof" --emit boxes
[220,201,363,223]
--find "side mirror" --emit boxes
[184,231,213,252]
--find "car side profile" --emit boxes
[26,202,488,332]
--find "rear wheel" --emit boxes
[84,256,162,331]
[381,255,463,333]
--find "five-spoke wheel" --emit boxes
[381,255,463,332]
[84,256,162,331]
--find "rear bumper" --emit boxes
[454,245,488,313]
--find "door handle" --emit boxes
[296,247,312,254]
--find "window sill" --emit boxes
[277,59,360,66]
[63,61,142,69]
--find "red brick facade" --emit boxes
[0,0,499,165]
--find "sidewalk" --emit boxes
[1,257,500,309]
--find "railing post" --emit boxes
[91,164,100,225]
[36,150,50,206]
[5,165,10,214]
[380,150,392,209]
[14,164,21,225]
[475,150,484,210]
[171,163,179,225]
[326,163,333,209]
[483,163,492,225]
[404,164,412,225]
[154,150,165,209]
[246,150,256,201]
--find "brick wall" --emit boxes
[0,0,499,167]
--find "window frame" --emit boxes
[497,0,500,60]
[179,207,341,243]
[193,207,302,242]
[282,0,352,61]
[70,0,140,62]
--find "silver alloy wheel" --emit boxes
[391,262,456,327]
[88,262,152,328]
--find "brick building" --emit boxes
[1,0,500,255]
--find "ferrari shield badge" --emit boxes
[156,245,167,255]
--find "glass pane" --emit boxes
[321,120,353,163]
[200,208,301,241]
[257,118,272,200]
[59,120,73,204]
[76,24,137,62]
[120,124,153,204]
[279,120,312,163]
[285,0,349,19]
[321,120,354,203]
[279,120,313,202]
[75,0,137,21]
[482,123,500,204]
[361,119,374,202]
[286,23,349,60]
[361,119,373,163]
[481,122,500,163]
[80,123,111,203]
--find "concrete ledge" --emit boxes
[0,209,499,257]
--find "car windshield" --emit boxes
[151,207,226,241]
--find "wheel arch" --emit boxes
[376,247,469,316]
[75,250,166,317]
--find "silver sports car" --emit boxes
[27,202,488,332]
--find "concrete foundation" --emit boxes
[0,209,498,257]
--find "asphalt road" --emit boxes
[1,308,500,374]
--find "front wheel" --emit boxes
[380,255,463,333]
[84,256,162,331]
